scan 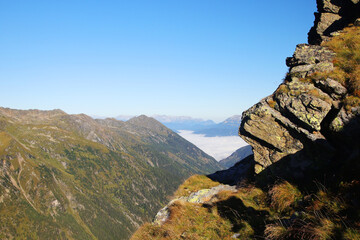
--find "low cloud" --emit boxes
[178,130,248,161]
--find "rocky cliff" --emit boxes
[308,0,360,44]
[239,0,360,181]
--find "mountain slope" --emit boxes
[219,145,252,169]
[0,108,222,239]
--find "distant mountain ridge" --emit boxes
[151,115,216,132]
[194,115,242,137]
[112,114,242,136]
[0,107,222,239]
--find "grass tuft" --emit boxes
[269,181,302,213]
[264,223,288,240]
[310,218,336,240]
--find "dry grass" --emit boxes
[296,26,360,111]
[131,200,235,240]
[264,223,288,240]
[343,228,360,240]
[309,218,336,240]
[344,95,360,111]
[173,175,219,198]
[275,84,290,95]
[322,25,360,98]
[308,189,345,214]
[269,181,302,213]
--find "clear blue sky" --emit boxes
[0,0,316,121]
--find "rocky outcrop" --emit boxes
[239,10,360,177]
[308,0,360,44]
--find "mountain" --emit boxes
[219,145,252,169]
[115,115,134,121]
[194,115,242,137]
[0,108,222,239]
[151,115,217,132]
[132,2,360,239]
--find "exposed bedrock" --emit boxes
[239,35,360,178]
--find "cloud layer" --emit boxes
[178,130,248,161]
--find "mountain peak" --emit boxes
[222,115,242,124]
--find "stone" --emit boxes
[355,18,360,26]
[286,44,335,67]
[153,200,174,225]
[317,0,341,14]
[315,12,342,41]
[313,78,347,100]
[329,107,359,132]
[239,100,305,172]
[276,80,333,131]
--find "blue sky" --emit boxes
[0,1,316,121]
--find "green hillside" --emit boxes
[0,108,222,239]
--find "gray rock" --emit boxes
[313,78,347,100]
[286,44,335,67]
[318,0,341,14]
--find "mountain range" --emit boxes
[113,115,242,137]
[0,107,222,239]
[194,115,242,137]
[151,115,217,132]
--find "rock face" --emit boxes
[239,2,360,177]
[308,0,360,44]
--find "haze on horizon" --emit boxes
[0,1,316,121]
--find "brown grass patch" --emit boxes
[269,181,302,213]
[264,223,288,240]
[322,25,360,98]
